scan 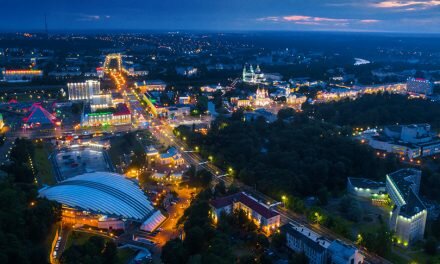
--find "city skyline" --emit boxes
[1,0,440,33]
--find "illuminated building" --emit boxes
[0,68,43,82]
[353,83,406,95]
[90,94,113,111]
[165,105,191,118]
[134,80,166,93]
[22,103,60,128]
[201,84,224,93]
[178,96,191,105]
[315,88,358,102]
[127,67,148,77]
[236,98,251,108]
[67,80,101,101]
[242,65,265,84]
[406,78,433,96]
[81,103,131,127]
[210,192,280,234]
[281,222,364,264]
[0,113,4,129]
[386,169,427,246]
[158,147,184,166]
[286,94,307,109]
[347,177,386,199]
[253,88,271,107]
[365,123,440,158]
[39,172,160,230]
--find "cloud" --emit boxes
[77,14,111,21]
[283,15,349,23]
[359,19,381,23]
[256,16,281,22]
[257,15,380,27]
[371,1,440,10]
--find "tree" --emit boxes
[162,238,188,264]
[289,252,309,264]
[359,225,393,257]
[424,237,438,255]
[271,232,286,250]
[102,241,117,264]
[278,107,295,120]
[184,226,206,254]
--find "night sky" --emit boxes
[1,0,440,33]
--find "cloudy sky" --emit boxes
[1,0,439,33]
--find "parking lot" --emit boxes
[54,147,112,181]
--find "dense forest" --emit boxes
[306,93,440,128]
[0,138,60,264]
[176,112,400,204]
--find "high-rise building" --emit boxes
[406,77,433,95]
[68,80,100,101]
[386,168,427,246]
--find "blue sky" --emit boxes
[1,0,440,33]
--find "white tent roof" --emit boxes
[39,172,154,220]
[140,210,167,232]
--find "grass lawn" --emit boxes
[117,248,137,264]
[64,231,137,264]
[65,231,110,249]
[33,142,56,186]
[408,250,440,263]
[385,252,409,264]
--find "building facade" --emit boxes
[242,65,265,84]
[1,68,43,82]
[210,192,280,234]
[281,222,364,264]
[68,80,101,101]
[406,78,433,96]
[386,169,427,246]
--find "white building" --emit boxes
[68,80,101,101]
[242,65,265,84]
[347,177,386,199]
[39,172,156,222]
[281,223,331,264]
[406,78,433,96]
[135,80,166,93]
[176,66,198,77]
[253,88,272,107]
[386,169,427,246]
[365,124,440,159]
[281,223,364,264]
[328,240,364,264]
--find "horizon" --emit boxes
[1,0,440,33]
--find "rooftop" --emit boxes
[387,168,426,218]
[348,177,385,190]
[210,192,279,219]
[39,172,154,221]
[280,223,331,253]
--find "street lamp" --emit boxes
[282,195,287,208]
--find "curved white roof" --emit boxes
[39,172,154,220]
